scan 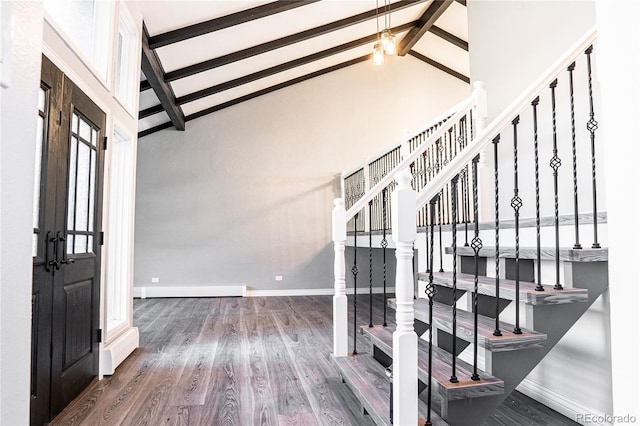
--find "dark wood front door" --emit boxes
[31,55,105,425]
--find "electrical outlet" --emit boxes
[151,277,159,283]
[275,275,283,281]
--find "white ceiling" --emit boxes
[137,0,469,135]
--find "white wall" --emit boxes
[0,2,44,424]
[468,1,596,121]
[134,56,470,293]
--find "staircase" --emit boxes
[330,28,608,425]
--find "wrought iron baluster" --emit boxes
[471,155,482,380]
[585,45,600,249]
[450,175,460,384]
[425,204,430,273]
[381,188,389,327]
[549,79,563,290]
[462,166,469,246]
[425,196,439,425]
[511,116,523,335]
[368,200,374,328]
[493,135,502,337]
[568,62,582,249]
[352,213,359,355]
[438,191,444,273]
[532,97,544,292]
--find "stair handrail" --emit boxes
[416,26,597,209]
[345,93,479,221]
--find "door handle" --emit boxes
[56,231,75,269]
[45,231,58,272]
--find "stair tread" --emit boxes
[332,354,448,426]
[391,298,546,352]
[362,324,504,400]
[445,246,608,262]
[417,271,589,305]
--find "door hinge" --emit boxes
[58,111,62,125]
[97,329,103,343]
[99,231,104,246]
[103,136,108,150]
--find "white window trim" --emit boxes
[112,1,139,116]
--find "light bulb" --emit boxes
[381,30,396,55]
[373,43,384,66]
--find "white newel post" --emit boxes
[391,170,418,425]
[332,198,348,357]
[473,81,491,221]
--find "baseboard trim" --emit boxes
[101,327,139,376]
[133,285,247,298]
[246,286,395,297]
[517,378,612,426]
[133,285,394,298]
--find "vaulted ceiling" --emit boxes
[137,0,469,138]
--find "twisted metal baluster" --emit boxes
[493,136,502,337]
[550,79,563,290]
[532,97,544,292]
[436,139,444,272]
[568,62,582,249]
[425,205,430,273]
[462,166,469,246]
[352,213,359,355]
[470,155,482,380]
[450,175,460,384]
[381,188,388,327]
[438,192,444,273]
[368,200,374,328]
[586,45,601,249]
[511,116,523,335]
[425,196,439,426]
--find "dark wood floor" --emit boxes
[51,295,578,426]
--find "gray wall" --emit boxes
[134,57,469,291]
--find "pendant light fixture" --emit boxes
[373,0,397,65]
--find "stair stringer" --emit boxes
[439,261,608,426]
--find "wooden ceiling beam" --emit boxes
[176,21,417,106]
[139,104,165,119]
[429,25,468,51]
[140,80,151,91]
[148,0,320,49]
[408,50,469,83]
[185,55,370,122]
[397,0,454,56]
[164,0,427,82]
[141,23,185,131]
[138,121,173,139]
